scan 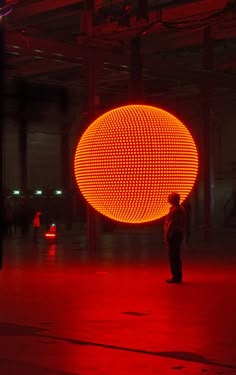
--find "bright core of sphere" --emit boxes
[74,105,198,224]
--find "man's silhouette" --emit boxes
[164,193,186,284]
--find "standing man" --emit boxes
[164,192,186,284]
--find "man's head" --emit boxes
[168,192,180,206]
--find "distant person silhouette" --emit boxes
[32,211,42,242]
[164,193,186,284]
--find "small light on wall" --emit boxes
[35,190,42,195]
[55,190,62,195]
[13,190,20,195]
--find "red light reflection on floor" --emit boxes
[0,239,236,374]
[48,244,56,257]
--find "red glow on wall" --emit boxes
[74,105,198,224]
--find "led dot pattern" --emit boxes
[74,105,198,224]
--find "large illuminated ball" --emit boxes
[74,105,198,224]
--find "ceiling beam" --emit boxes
[16,60,79,77]
[146,18,236,53]
[7,14,236,73]
[92,0,228,37]
[12,0,84,20]
[6,31,128,65]
[143,60,236,88]
[5,29,236,88]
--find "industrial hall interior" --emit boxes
[0,1,236,375]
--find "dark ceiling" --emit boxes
[3,0,236,102]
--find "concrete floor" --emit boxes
[0,229,236,374]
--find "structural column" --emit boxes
[85,57,102,252]
[202,26,214,239]
[129,35,143,102]
[17,80,28,193]
[59,88,71,192]
[0,11,5,269]
[59,88,73,229]
[79,0,102,252]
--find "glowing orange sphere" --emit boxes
[74,105,198,223]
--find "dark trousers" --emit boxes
[167,232,183,281]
